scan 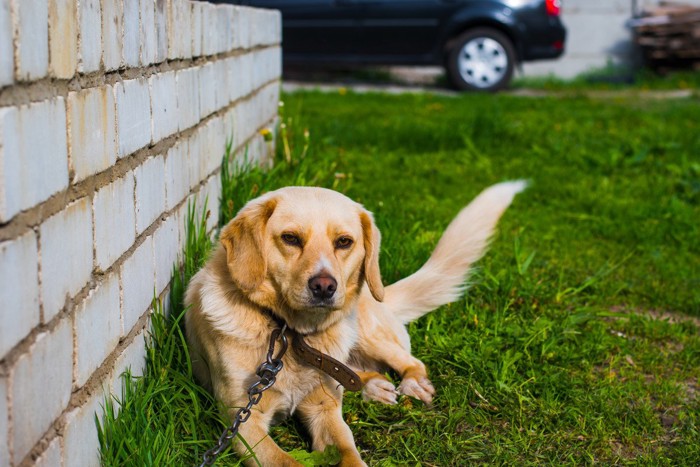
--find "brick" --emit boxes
[68,85,117,181]
[224,6,236,52]
[40,197,93,322]
[176,66,200,131]
[164,140,190,210]
[215,5,230,54]
[149,71,178,142]
[94,174,136,271]
[201,3,215,56]
[155,0,169,63]
[123,0,140,68]
[48,0,78,79]
[186,125,203,189]
[34,437,61,467]
[2,99,69,221]
[237,6,251,51]
[115,78,151,158]
[238,52,253,98]
[78,0,102,73]
[64,393,103,467]
[154,214,179,295]
[140,0,157,66]
[0,0,12,87]
[111,330,146,399]
[14,0,49,81]
[0,377,7,467]
[199,63,216,118]
[191,1,203,57]
[213,59,230,110]
[0,107,19,222]
[202,116,226,178]
[121,236,155,334]
[0,231,39,357]
[102,0,124,71]
[134,155,166,234]
[11,319,72,464]
[74,273,120,387]
[168,0,191,59]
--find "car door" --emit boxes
[240,0,363,58]
[351,0,458,59]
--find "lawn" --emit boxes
[99,89,700,465]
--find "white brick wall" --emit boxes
[165,140,191,211]
[78,0,102,73]
[123,0,140,68]
[11,319,72,464]
[176,66,201,131]
[0,0,12,87]
[121,235,155,333]
[74,273,121,387]
[18,98,70,213]
[40,197,94,322]
[63,392,104,467]
[140,0,157,66]
[14,0,49,81]
[48,0,79,79]
[134,155,166,234]
[0,377,7,466]
[94,174,136,271]
[68,85,118,181]
[0,2,281,465]
[115,78,152,158]
[0,231,40,357]
[150,71,178,142]
[102,0,124,71]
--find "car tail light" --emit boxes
[545,0,561,16]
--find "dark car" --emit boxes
[215,0,566,91]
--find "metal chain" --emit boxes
[198,324,289,467]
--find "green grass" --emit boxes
[99,89,700,465]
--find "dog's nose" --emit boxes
[308,274,337,300]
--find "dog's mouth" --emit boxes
[305,297,339,310]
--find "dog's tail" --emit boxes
[383,180,527,324]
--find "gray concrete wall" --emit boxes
[522,0,700,78]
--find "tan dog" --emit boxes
[185,182,525,466]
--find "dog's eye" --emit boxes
[335,236,354,249]
[281,233,302,247]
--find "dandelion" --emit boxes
[259,127,274,142]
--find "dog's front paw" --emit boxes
[362,377,399,405]
[398,377,435,405]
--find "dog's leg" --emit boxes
[355,370,400,405]
[296,380,367,467]
[229,406,303,467]
[356,342,436,406]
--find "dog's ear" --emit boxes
[360,210,384,302]
[220,196,277,292]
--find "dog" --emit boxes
[185,181,525,466]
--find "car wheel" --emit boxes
[446,28,516,92]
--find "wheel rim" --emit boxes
[457,37,509,88]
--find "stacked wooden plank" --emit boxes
[630,2,700,71]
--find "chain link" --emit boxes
[198,324,288,467]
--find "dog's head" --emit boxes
[220,187,383,332]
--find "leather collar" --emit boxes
[263,309,363,392]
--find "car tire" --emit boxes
[446,28,516,92]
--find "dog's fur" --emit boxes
[185,182,525,466]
